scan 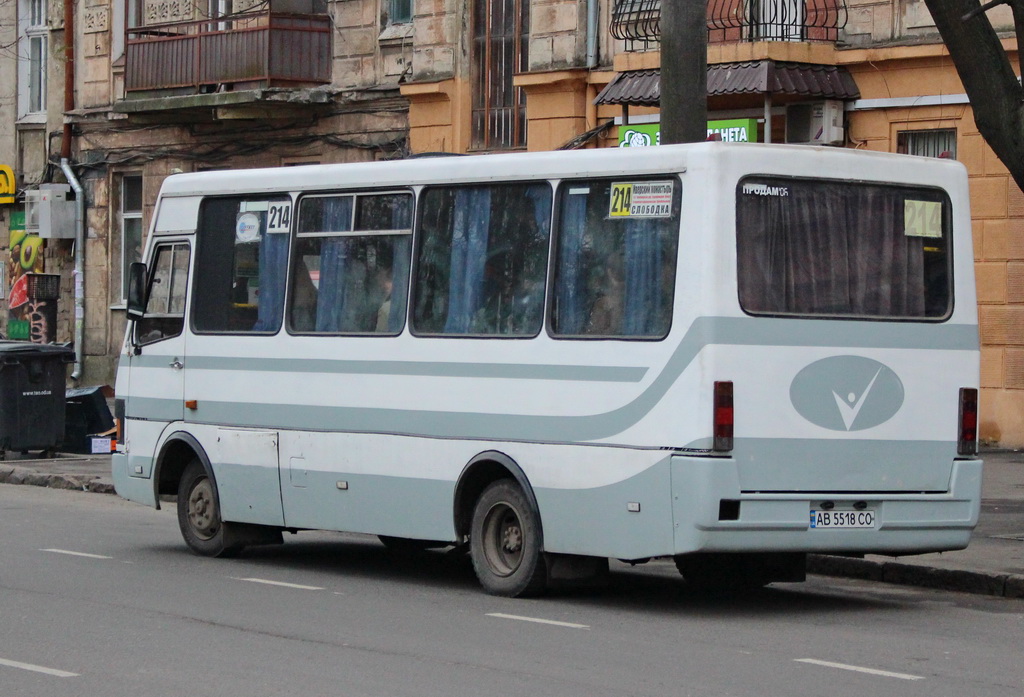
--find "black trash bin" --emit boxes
[0,341,74,459]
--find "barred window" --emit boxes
[897,129,957,159]
[471,0,529,150]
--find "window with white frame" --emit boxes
[897,129,957,159]
[18,0,48,119]
[119,176,144,304]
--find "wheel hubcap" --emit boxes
[482,502,524,577]
[187,477,219,540]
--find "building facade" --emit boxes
[1,0,1023,445]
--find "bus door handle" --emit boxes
[169,359,184,370]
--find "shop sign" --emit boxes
[618,119,759,147]
[0,165,15,204]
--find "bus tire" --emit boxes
[470,480,547,597]
[177,459,242,558]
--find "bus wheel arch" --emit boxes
[453,451,543,545]
[455,452,548,597]
[154,432,215,504]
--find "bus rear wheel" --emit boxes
[470,480,547,597]
[177,460,242,558]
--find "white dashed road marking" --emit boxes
[0,657,78,678]
[795,658,924,681]
[486,613,590,629]
[39,549,112,560]
[231,577,325,590]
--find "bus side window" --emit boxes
[551,178,680,339]
[412,183,551,337]
[288,192,413,335]
[192,197,292,334]
[137,242,189,345]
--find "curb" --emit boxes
[0,465,116,495]
[808,554,1024,599]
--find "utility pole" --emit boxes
[660,0,708,144]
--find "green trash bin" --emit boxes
[0,341,74,459]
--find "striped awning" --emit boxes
[594,60,860,106]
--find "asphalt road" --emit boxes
[2,485,1023,697]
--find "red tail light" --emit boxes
[958,388,978,456]
[713,381,733,452]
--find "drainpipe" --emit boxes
[61,0,84,379]
[61,0,74,160]
[586,0,599,68]
[61,159,85,381]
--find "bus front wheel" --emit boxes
[470,480,547,597]
[177,460,242,558]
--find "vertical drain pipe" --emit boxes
[61,0,84,379]
[586,0,599,68]
[61,159,84,381]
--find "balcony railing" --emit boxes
[125,11,331,95]
[611,0,847,51]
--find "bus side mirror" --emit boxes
[126,262,148,321]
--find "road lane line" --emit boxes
[0,657,78,678]
[795,658,924,681]
[40,549,112,560]
[486,613,590,629]
[231,577,324,590]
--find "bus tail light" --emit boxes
[958,388,978,456]
[713,381,733,452]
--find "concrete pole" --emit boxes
[660,0,708,144]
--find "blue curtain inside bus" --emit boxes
[315,197,355,331]
[443,188,492,333]
[555,191,588,334]
[623,218,663,335]
[252,222,290,332]
[386,236,411,332]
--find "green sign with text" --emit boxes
[618,119,759,146]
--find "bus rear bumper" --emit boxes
[670,455,983,556]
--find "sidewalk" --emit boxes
[1,447,1022,598]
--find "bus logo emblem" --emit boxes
[790,357,904,431]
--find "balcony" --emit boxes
[124,11,331,98]
[611,0,848,51]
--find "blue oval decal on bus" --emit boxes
[790,356,904,431]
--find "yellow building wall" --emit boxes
[844,47,1024,446]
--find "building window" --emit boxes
[751,0,805,41]
[119,176,144,303]
[18,0,47,119]
[471,0,530,150]
[897,129,957,159]
[389,0,413,24]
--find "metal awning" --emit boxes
[594,60,860,106]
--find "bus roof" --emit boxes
[156,142,967,198]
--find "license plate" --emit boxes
[809,509,876,529]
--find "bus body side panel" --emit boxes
[211,426,285,526]
[272,430,674,557]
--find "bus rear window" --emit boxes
[736,177,952,320]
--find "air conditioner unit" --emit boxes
[785,100,845,145]
[24,184,75,239]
